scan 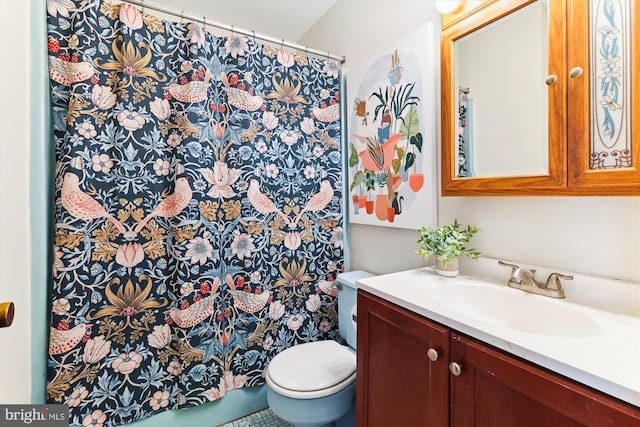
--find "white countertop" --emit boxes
[355,265,640,407]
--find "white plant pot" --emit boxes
[435,255,459,277]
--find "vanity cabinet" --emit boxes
[356,289,450,427]
[450,333,640,427]
[356,290,640,427]
[440,0,639,196]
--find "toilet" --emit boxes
[265,270,373,427]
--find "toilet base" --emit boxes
[267,382,355,427]
[336,404,355,427]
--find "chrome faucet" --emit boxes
[498,260,573,299]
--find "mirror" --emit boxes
[455,0,548,177]
[441,0,566,195]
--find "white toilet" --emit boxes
[265,270,373,427]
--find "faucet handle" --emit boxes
[498,260,534,278]
[545,272,574,290]
[498,260,528,284]
[498,260,520,274]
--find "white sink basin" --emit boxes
[430,282,602,338]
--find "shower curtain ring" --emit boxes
[140,0,144,13]
[179,10,184,24]
[252,30,256,43]
[203,16,206,30]
[280,38,285,51]
[231,25,234,37]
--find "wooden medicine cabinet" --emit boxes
[440,0,639,196]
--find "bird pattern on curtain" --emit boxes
[45,2,344,426]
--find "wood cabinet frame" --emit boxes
[440,0,639,196]
[567,1,640,194]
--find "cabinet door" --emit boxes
[568,0,640,194]
[440,0,568,196]
[356,290,449,427]
[450,333,640,427]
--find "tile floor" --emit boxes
[218,408,293,427]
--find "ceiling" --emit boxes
[141,0,339,42]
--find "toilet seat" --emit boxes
[265,340,356,399]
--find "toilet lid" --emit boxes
[266,340,356,395]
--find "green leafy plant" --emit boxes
[350,169,365,193]
[416,219,481,267]
[369,82,420,133]
[390,82,419,126]
[348,143,360,168]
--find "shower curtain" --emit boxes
[45,2,344,426]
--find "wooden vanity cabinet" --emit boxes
[356,290,450,427]
[356,290,640,427]
[450,333,640,427]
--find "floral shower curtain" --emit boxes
[46,2,344,426]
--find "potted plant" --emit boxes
[351,194,360,214]
[416,219,481,277]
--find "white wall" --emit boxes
[301,1,640,283]
[0,0,32,403]
[301,1,442,276]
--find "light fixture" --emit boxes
[435,0,464,14]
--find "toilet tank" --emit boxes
[336,270,374,350]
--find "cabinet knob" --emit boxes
[427,348,439,362]
[545,75,557,86]
[449,361,463,376]
[569,67,583,79]
[0,302,15,328]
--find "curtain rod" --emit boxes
[119,0,346,64]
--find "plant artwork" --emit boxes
[348,25,437,229]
